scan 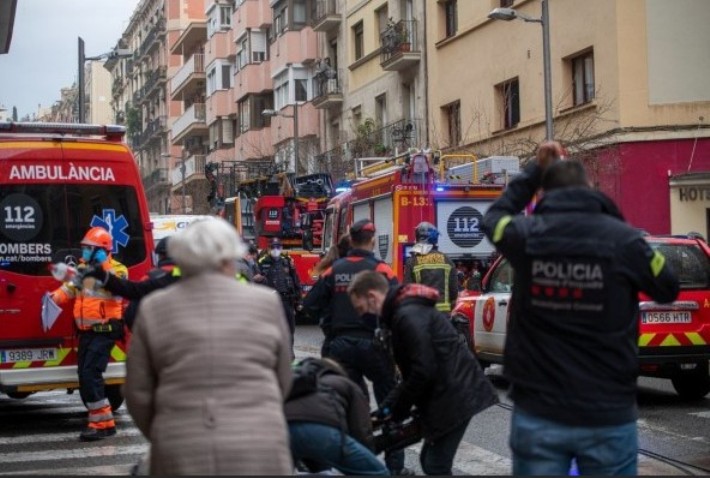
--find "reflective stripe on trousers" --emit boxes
[87,398,115,430]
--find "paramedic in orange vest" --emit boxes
[51,227,128,441]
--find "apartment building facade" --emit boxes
[312,0,427,180]
[426,0,710,234]
[107,0,205,214]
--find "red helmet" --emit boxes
[81,227,112,251]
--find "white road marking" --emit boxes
[0,428,143,445]
[689,411,710,419]
[0,443,148,464]
[407,441,511,475]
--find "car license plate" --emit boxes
[0,348,57,364]
[641,311,692,324]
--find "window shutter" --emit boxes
[222,118,234,144]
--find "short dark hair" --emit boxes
[541,160,589,191]
[350,219,376,247]
[347,270,389,297]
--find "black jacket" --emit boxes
[404,250,458,312]
[304,249,398,336]
[285,370,374,450]
[380,284,498,440]
[103,266,178,300]
[481,162,679,426]
[258,254,301,300]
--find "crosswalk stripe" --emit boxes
[408,441,511,475]
[0,428,143,445]
[0,444,149,464]
[0,464,134,476]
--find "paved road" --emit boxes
[0,325,707,475]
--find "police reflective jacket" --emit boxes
[258,254,300,298]
[403,250,458,312]
[304,249,398,336]
[51,258,128,331]
[481,162,679,427]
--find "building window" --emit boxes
[207,3,233,37]
[220,5,232,27]
[353,22,364,61]
[443,0,457,38]
[272,0,312,35]
[497,78,520,130]
[295,79,308,102]
[221,64,232,89]
[237,94,273,134]
[443,100,461,147]
[500,0,514,7]
[207,61,233,96]
[273,69,311,109]
[571,51,595,106]
[377,6,389,35]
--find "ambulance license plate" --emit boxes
[0,348,57,364]
[641,311,692,324]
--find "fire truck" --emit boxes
[322,150,512,281]
[222,170,335,297]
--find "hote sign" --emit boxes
[678,186,710,202]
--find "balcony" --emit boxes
[172,103,207,144]
[111,77,124,99]
[380,19,421,72]
[313,0,340,33]
[348,118,422,158]
[139,18,166,60]
[170,154,207,186]
[132,116,167,150]
[171,53,205,100]
[143,66,167,99]
[314,144,350,181]
[312,69,343,110]
[142,168,170,192]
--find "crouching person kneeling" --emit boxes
[348,271,499,476]
[286,358,389,476]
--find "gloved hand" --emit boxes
[81,265,108,284]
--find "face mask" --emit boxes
[81,247,94,262]
[270,249,282,259]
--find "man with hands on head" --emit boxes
[480,141,679,476]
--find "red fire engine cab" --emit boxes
[226,172,334,297]
[322,151,510,287]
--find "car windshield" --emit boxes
[0,184,147,276]
[649,242,710,289]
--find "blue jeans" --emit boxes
[328,336,404,473]
[510,407,637,476]
[289,422,389,476]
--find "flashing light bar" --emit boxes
[0,122,126,141]
[435,186,446,192]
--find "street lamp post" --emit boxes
[262,104,300,175]
[77,36,131,123]
[488,0,554,140]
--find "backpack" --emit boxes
[287,357,329,401]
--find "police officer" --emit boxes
[403,222,458,313]
[304,219,410,475]
[256,238,300,349]
[50,227,127,441]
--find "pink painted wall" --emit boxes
[269,30,318,73]
[234,0,272,31]
[599,139,710,234]
[235,61,272,101]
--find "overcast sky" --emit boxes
[0,0,141,119]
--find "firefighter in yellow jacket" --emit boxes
[51,227,127,441]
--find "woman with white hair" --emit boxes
[124,217,293,475]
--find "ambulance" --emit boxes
[150,214,212,241]
[0,122,154,409]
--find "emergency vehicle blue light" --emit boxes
[435,186,445,192]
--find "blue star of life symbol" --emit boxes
[90,209,130,254]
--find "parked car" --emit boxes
[451,234,710,400]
